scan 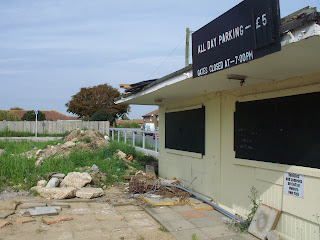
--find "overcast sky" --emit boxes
[0,0,319,119]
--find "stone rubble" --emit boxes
[60,172,92,189]
[75,188,104,199]
[42,215,73,225]
[46,177,61,188]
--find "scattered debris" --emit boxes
[248,204,281,240]
[29,206,59,216]
[0,220,10,229]
[75,188,104,199]
[51,173,65,179]
[35,187,77,200]
[116,150,127,161]
[19,129,109,166]
[16,217,36,224]
[42,215,73,225]
[46,177,61,188]
[60,172,92,189]
[0,210,15,219]
[91,164,99,172]
[19,202,47,209]
[37,180,47,187]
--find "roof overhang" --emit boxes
[116,22,320,105]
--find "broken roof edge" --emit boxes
[115,64,192,102]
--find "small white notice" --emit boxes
[283,172,304,198]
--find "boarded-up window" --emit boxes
[234,92,320,169]
[165,106,205,154]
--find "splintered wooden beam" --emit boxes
[119,84,132,89]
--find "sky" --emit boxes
[0,0,319,119]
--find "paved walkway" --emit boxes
[144,204,258,240]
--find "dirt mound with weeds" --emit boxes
[21,129,109,166]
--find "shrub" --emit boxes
[118,122,140,128]
[91,109,114,123]
[21,111,46,121]
[0,111,20,121]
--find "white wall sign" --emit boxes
[283,172,304,198]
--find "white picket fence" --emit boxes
[0,120,110,134]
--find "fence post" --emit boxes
[112,130,114,140]
[142,133,145,149]
[133,131,135,146]
[124,131,127,143]
[118,130,120,142]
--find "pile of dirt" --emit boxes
[21,129,109,166]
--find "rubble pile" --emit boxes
[32,171,104,200]
[21,129,109,166]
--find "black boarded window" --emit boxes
[165,106,205,155]
[234,92,320,169]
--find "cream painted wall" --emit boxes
[158,72,320,240]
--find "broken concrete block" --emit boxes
[0,210,15,219]
[61,141,76,149]
[37,180,47,187]
[46,177,60,188]
[18,210,31,217]
[19,202,47,209]
[16,217,36,224]
[60,172,92,189]
[116,150,126,160]
[35,156,45,166]
[42,216,73,225]
[50,202,71,208]
[75,188,104,199]
[37,187,77,199]
[248,204,281,240]
[145,165,156,179]
[51,173,65,179]
[29,207,59,216]
[36,149,43,155]
[0,220,10,229]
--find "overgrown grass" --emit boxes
[0,139,157,192]
[0,127,69,137]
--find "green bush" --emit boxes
[0,111,20,121]
[21,111,46,121]
[91,109,114,123]
[118,122,141,128]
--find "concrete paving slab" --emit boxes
[161,219,196,232]
[152,212,184,222]
[145,206,173,214]
[211,235,249,240]
[142,196,182,206]
[171,228,211,240]
[29,206,59,216]
[168,204,194,212]
[0,210,15,219]
[180,210,208,219]
[188,216,225,228]
[19,202,47,209]
[200,225,237,238]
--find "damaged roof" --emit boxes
[116,6,320,103]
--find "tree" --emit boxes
[65,84,130,120]
[10,107,24,110]
[21,111,46,121]
[0,111,20,121]
[91,109,114,123]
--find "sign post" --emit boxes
[192,0,280,78]
[35,110,38,137]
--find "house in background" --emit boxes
[142,109,158,128]
[116,5,320,240]
[9,110,79,120]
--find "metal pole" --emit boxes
[133,131,135,146]
[142,132,145,149]
[185,27,190,67]
[118,130,120,142]
[112,130,114,140]
[35,111,38,137]
[124,131,127,143]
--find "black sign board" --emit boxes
[192,0,280,78]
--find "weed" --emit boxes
[0,127,69,137]
[30,189,39,197]
[137,236,145,240]
[81,136,91,143]
[225,186,260,232]
[158,225,168,232]
[191,233,198,240]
